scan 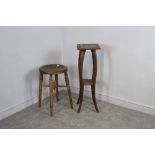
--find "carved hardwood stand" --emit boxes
[76,44,100,113]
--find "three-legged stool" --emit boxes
[38,64,73,116]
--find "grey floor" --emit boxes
[0,91,155,129]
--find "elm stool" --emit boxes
[76,44,100,113]
[38,64,73,116]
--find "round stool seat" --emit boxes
[39,64,67,75]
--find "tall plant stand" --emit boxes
[76,44,100,113]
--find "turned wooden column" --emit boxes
[76,44,100,113]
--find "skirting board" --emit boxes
[0,96,38,120]
[1,87,155,121]
[71,86,155,116]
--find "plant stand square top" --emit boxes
[77,44,100,50]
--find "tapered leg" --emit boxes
[49,75,54,116]
[91,50,99,113]
[77,50,85,112]
[38,72,43,107]
[91,85,99,112]
[64,72,73,109]
[55,74,59,101]
[77,85,84,113]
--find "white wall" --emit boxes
[62,26,155,114]
[0,26,63,119]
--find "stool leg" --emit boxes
[64,72,73,109]
[55,74,59,101]
[49,75,54,116]
[38,72,43,107]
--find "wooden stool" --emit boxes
[76,44,100,113]
[38,64,73,116]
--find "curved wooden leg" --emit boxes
[49,75,53,116]
[91,50,99,113]
[55,74,59,101]
[91,85,99,112]
[77,85,84,113]
[76,84,81,105]
[77,50,85,112]
[76,85,81,105]
[64,72,73,109]
[38,72,43,107]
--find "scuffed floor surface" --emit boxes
[0,91,155,129]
